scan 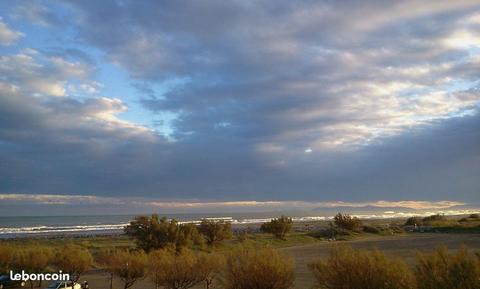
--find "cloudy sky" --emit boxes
[0,0,479,215]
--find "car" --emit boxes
[44,281,81,289]
[0,275,26,289]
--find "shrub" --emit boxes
[422,214,446,225]
[222,245,295,289]
[363,225,381,234]
[149,249,224,289]
[237,230,249,242]
[96,250,116,289]
[309,245,416,289]
[54,244,92,282]
[100,249,148,289]
[125,215,203,251]
[0,244,14,273]
[197,253,225,289]
[198,219,232,245]
[12,246,53,289]
[469,214,479,219]
[405,216,423,226]
[177,223,205,249]
[333,213,362,231]
[260,216,293,239]
[415,246,480,289]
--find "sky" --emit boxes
[0,0,479,215]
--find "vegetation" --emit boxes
[421,214,447,225]
[222,245,295,289]
[54,244,93,282]
[404,214,480,233]
[0,244,14,273]
[12,246,53,289]
[148,249,224,289]
[309,245,416,289]
[333,213,362,231]
[1,213,479,289]
[125,214,204,252]
[236,230,249,242]
[98,249,148,289]
[198,219,232,245]
[260,216,293,239]
[405,216,423,226]
[415,246,480,289]
[362,225,381,234]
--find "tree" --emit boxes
[54,245,92,282]
[100,250,148,289]
[125,215,203,252]
[148,249,224,289]
[198,219,232,245]
[260,216,293,239]
[405,216,423,226]
[12,246,53,289]
[177,223,205,249]
[415,246,480,289]
[333,213,362,231]
[309,245,416,289]
[222,245,295,289]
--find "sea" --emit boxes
[1,208,479,239]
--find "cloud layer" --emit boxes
[0,1,479,213]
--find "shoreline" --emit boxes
[1,212,478,240]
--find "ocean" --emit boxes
[1,208,478,238]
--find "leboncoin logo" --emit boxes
[9,270,70,282]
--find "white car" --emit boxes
[45,281,81,289]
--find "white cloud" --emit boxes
[0,193,466,210]
[0,48,155,144]
[0,17,23,45]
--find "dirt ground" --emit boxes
[77,233,480,289]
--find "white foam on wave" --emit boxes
[1,209,478,236]
[0,223,129,235]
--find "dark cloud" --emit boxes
[0,1,479,208]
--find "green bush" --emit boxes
[363,225,381,234]
[125,215,203,251]
[422,214,446,225]
[405,216,423,226]
[223,245,295,289]
[237,230,249,242]
[260,216,293,239]
[198,219,232,245]
[333,213,362,231]
[309,245,416,289]
[415,246,480,289]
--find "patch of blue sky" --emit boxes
[1,2,178,139]
[444,79,478,93]
[95,55,180,139]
